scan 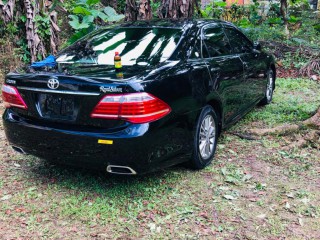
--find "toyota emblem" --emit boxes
[47,78,59,90]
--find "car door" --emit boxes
[223,26,266,107]
[201,24,245,125]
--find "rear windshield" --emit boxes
[57,27,183,66]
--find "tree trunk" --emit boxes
[280,0,289,36]
[112,0,117,9]
[0,0,15,23]
[101,0,117,9]
[158,0,194,19]
[24,0,46,62]
[125,0,152,21]
[0,0,62,62]
[137,0,152,20]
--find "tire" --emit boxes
[259,69,275,106]
[189,105,219,170]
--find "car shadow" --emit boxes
[22,156,189,196]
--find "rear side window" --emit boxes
[223,27,253,54]
[202,27,231,58]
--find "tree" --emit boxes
[280,0,289,35]
[101,0,117,9]
[157,0,195,19]
[125,0,152,21]
[0,0,63,62]
[0,0,15,23]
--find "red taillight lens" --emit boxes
[91,93,171,124]
[1,84,28,109]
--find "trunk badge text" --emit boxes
[100,86,123,93]
[47,78,59,90]
[6,79,16,84]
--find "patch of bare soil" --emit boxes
[211,132,320,240]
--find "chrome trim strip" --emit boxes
[17,87,100,96]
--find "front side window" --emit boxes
[202,27,231,58]
[223,27,253,54]
[57,27,183,66]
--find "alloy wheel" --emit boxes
[199,115,216,160]
[266,71,274,102]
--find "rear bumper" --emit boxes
[3,109,192,174]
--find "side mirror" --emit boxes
[253,41,262,51]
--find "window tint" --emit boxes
[202,27,231,58]
[224,27,253,54]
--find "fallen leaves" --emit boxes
[147,223,161,233]
[0,194,12,201]
[223,195,237,200]
[199,212,209,219]
[300,198,310,204]
[256,213,267,219]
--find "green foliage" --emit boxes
[104,6,125,21]
[289,0,310,15]
[241,24,287,42]
[198,0,319,51]
[150,0,161,18]
[34,14,51,40]
[62,0,78,12]
[4,22,19,39]
[200,1,263,25]
[16,39,31,63]
[247,1,262,25]
[116,0,126,14]
[67,0,124,44]
[290,14,320,47]
[239,8,319,50]
[200,1,227,19]
[268,3,281,18]
[281,51,309,69]
[0,6,31,63]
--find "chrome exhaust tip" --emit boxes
[106,165,137,175]
[12,146,27,155]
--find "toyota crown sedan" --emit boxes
[2,19,276,175]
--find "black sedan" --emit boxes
[2,19,276,175]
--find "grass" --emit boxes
[238,78,320,127]
[0,77,320,239]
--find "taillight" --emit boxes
[1,84,28,109]
[91,93,171,124]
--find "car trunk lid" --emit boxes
[5,72,131,130]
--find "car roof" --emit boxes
[118,19,233,30]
